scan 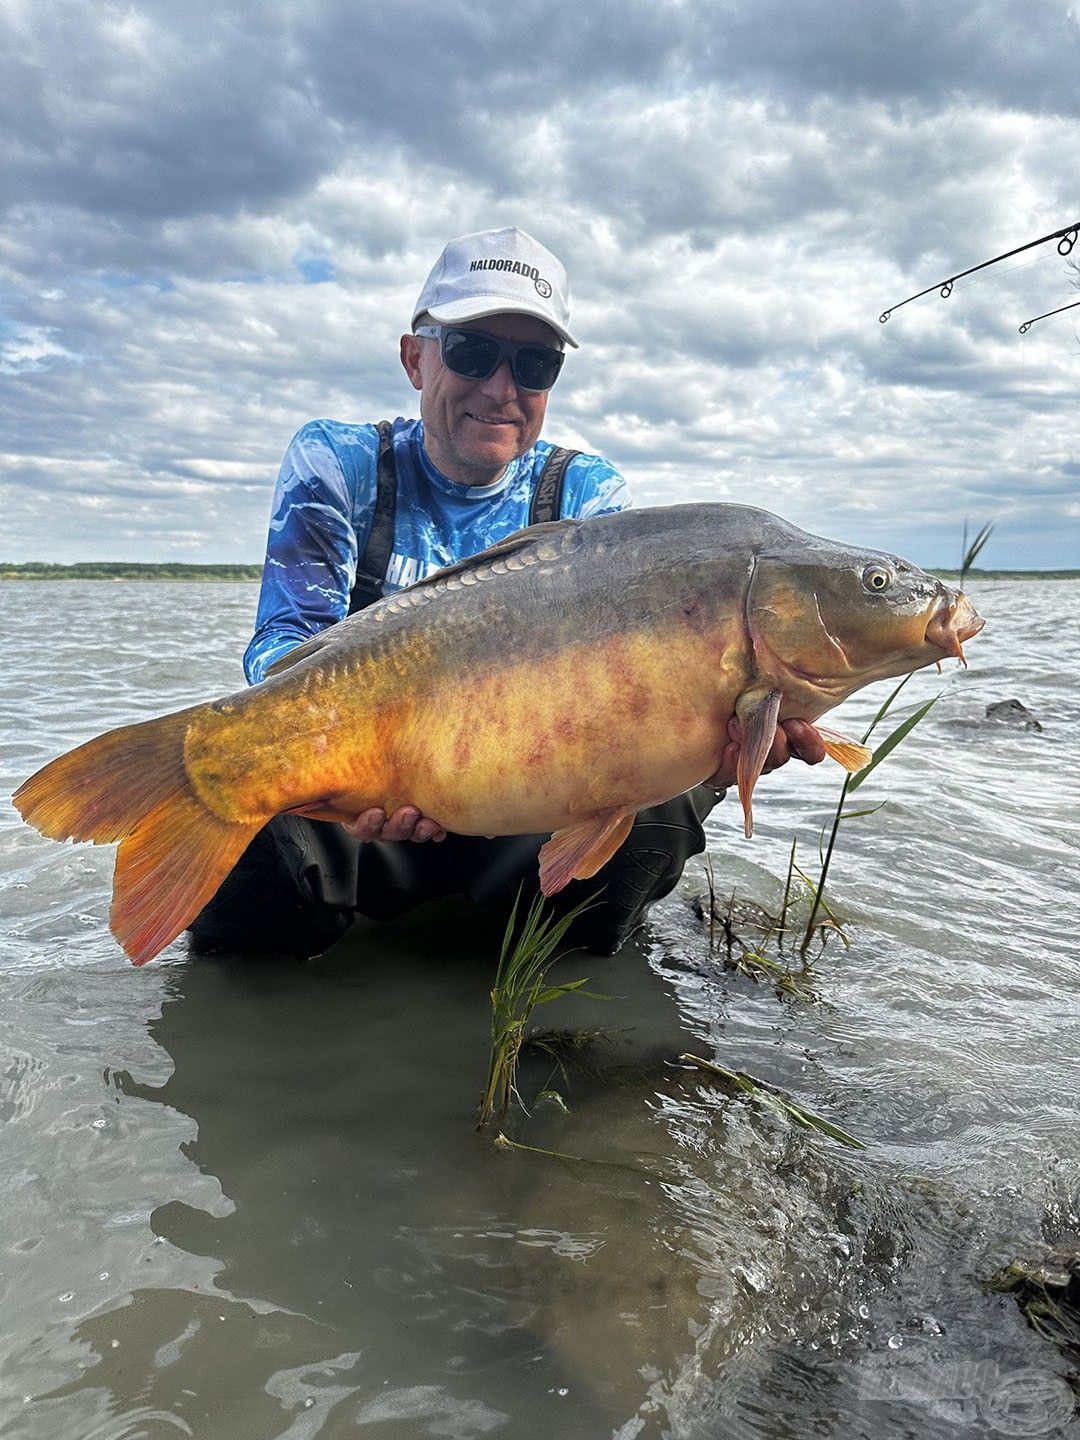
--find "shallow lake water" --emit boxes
[2,578,1078,1439]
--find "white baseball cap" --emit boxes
[411,227,578,348]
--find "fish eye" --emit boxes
[862,564,892,593]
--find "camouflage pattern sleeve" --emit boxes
[559,451,632,520]
[243,424,362,684]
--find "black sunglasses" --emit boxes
[413,324,565,392]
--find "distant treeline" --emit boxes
[0,561,263,581]
[2,561,1077,582]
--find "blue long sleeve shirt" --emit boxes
[244,417,630,684]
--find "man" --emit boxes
[190,227,823,959]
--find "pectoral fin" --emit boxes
[538,810,635,896]
[735,689,782,839]
[814,726,873,772]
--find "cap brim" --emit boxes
[418,298,578,348]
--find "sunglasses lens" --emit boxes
[513,347,564,392]
[441,330,500,380]
[439,329,564,391]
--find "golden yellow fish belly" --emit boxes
[377,622,739,835]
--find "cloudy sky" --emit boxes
[3,0,1079,569]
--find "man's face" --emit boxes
[399,312,559,485]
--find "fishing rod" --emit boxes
[879,221,1079,324]
[1018,298,1080,334]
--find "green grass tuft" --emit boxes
[477,889,606,1130]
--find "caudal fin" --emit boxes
[13,710,262,966]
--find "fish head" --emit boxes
[746,543,985,712]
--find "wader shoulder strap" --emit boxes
[350,433,578,613]
[348,421,397,615]
[529,445,579,525]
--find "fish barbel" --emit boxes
[13,503,983,966]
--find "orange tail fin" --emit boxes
[13,710,262,966]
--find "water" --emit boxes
[1,579,1078,1439]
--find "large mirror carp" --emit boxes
[14,503,983,966]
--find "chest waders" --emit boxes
[188,434,718,959]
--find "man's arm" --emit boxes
[558,451,631,520]
[244,424,362,685]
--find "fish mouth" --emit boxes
[924,591,985,665]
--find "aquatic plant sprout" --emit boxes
[477,889,604,1130]
[703,853,819,998]
[703,672,945,967]
[799,673,941,955]
[960,519,995,585]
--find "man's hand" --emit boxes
[341,806,447,844]
[707,718,827,791]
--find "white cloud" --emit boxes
[1,0,1079,568]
